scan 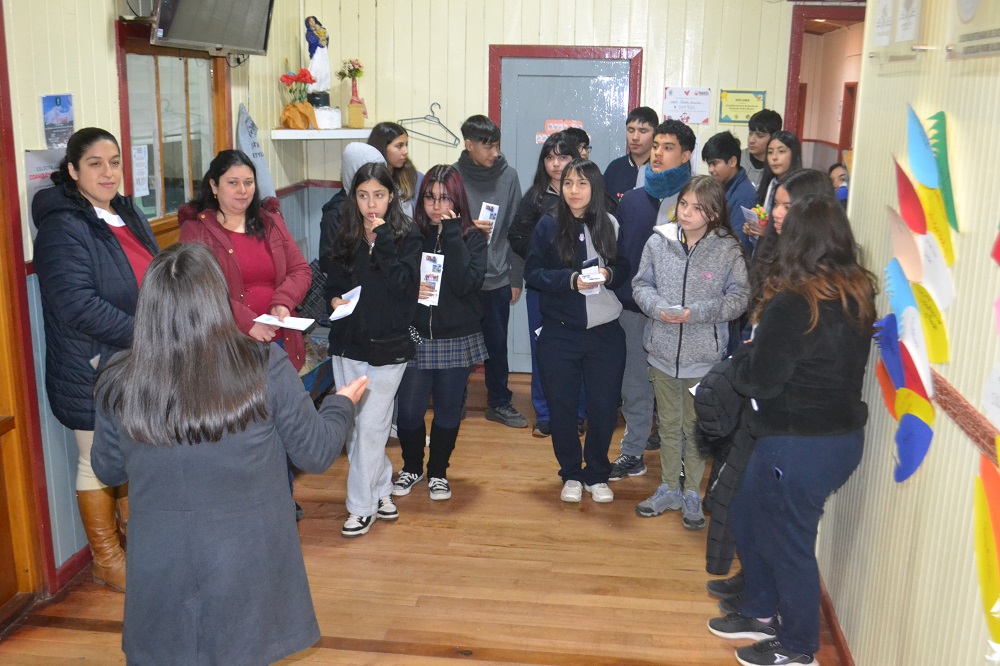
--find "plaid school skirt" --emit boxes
[409,332,488,370]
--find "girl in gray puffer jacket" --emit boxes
[631,176,749,530]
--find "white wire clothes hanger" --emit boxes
[397,103,460,147]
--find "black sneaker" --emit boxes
[486,403,528,428]
[608,453,647,481]
[736,638,815,665]
[707,613,778,641]
[645,432,661,450]
[719,593,743,615]
[707,570,745,599]
[376,496,398,521]
[532,421,550,437]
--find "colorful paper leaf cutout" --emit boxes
[916,184,955,266]
[887,207,923,281]
[893,413,933,482]
[884,259,919,329]
[911,283,949,363]
[895,160,927,234]
[918,234,955,310]
[975,476,1000,642]
[876,360,898,419]
[993,230,1000,268]
[980,456,1000,563]
[873,314,905,388]
[895,387,935,425]
[926,111,958,232]
[899,306,933,398]
[899,343,929,400]
[907,106,939,189]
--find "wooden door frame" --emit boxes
[0,0,50,607]
[839,82,858,156]
[487,46,643,126]
[784,4,866,136]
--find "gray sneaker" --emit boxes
[609,454,647,481]
[682,489,706,529]
[707,613,778,641]
[635,483,683,517]
[485,403,528,428]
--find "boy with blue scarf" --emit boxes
[608,120,695,483]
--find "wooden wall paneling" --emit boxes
[573,0,596,45]
[443,0,468,165]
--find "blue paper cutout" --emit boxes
[884,258,918,336]
[894,413,933,482]
[874,314,905,389]
[907,105,939,189]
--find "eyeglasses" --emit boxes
[422,194,454,206]
[580,145,591,151]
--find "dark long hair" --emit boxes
[332,162,412,269]
[188,150,267,240]
[555,160,616,267]
[96,243,269,446]
[413,164,474,239]
[51,127,120,210]
[528,132,579,206]
[368,122,419,202]
[749,169,838,314]
[754,195,876,332]
[756,131,802,206]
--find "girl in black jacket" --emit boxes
[33,127,160,593]
[391,165,487,501]
[324,162,421,537]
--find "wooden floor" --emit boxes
[0,373,844,665]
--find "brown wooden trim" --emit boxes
[801,138,840,149]
[51,548,90,594]
[785,5,866,136]
[488,46,643,126]
[183,60,195,202]
[150,213,180,249]
[214,58,233,148]
[820,578,855,666]
[116,22,134,194]
[0,592,34,637]
[932,370,999,463]
[0,417,12,437]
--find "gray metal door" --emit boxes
[499,56,633,372]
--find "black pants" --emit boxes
[537,320,625,485]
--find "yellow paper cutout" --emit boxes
[894,387,935,426]
[910,283,949,363]
[975,477,1000,642]
[915,184,954,266]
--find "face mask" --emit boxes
[643,162,691,200]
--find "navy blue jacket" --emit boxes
[612,187,661,313]
[723,168,757,254]
[603,154,643,203]
[524,213,629,330]
[412,219,487,339]
[32,185,159,430]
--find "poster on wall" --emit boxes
[718,90,766,125]
[41,94,73,149]
[875,0,894,47]
[25,149,63,240]
[535,118,583,144]
[662,87,711,125]
[894,0,922,43]
[947,0,1000,57]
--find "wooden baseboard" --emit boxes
[51,547,89,595]
[820,577,855,666]
[0,593,34,638]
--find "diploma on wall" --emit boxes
[253,314,316,331]
[328,285,361,321]
[418,252,445,306]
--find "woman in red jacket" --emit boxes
[178,150,311,370]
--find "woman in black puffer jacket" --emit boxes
[33,127,159,592]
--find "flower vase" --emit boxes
[347,78,364,129]
[281,101,318,130]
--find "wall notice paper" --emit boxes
[253,314,315,331]
[663,87,711,125]
[25,149,63,240]
[535,118,583,144]
[718,90,766,124]
[895,0,921,42]
[131,145,150,198]
[874,0,893,47]
[41,94,73,149]
[329,285,361,321]
[419,252,445,306]
[479,202,499,242]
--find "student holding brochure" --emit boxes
[392,165,488,501]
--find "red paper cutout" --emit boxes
[992,230,1000,268]
[899,344,928,400]
[895,160,927,235]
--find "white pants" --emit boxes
[331,357,407,516]
[73,429,108,491]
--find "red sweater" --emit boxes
[177,198,311,370]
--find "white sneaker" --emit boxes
[584,482,614,503]
[560,480,583,502]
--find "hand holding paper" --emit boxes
[252,314,315,331]
[329,285,361,321]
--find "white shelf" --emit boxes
[270,128,371,140]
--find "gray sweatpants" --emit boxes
[331,356,407,516]
[617,310,655,458]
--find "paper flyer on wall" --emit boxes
[24,149,63,240]
[419,252,445,306]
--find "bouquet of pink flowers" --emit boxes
[336,59,364,81]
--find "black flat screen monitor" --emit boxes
[151,0,275,56]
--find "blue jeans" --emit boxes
[479,286,513,409]
[537,320,625,485]
[731,429,864,654]
[396,365,473,478]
